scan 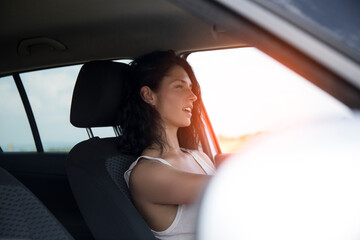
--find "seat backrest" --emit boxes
[67,61,156,240]
[0,166,74,239]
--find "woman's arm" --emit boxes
[129,160,211,205]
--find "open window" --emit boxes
[188,47,352,165]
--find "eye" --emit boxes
[175,85,183,89]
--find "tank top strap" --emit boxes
[136,155,173,167]
[181,148,216,175]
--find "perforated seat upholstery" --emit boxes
[67,61,156,240]
[0,166,74,240]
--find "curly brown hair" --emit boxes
[119,50,203,155]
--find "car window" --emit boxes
[188,47,352,153]
[20,65,122,152]
[20,65,88,152]
[0,76,35,152]
[19,59,132,152]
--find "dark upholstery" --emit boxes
[0,166,74,240]
[67,61,156,240]
[105,154,136,201]
[70,60,129,128]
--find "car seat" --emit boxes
[0,166,74,239]
[67,61,156,240]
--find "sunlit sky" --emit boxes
[0,47,353,150]
[188,48,352,137]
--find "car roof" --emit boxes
[0,0,242,76]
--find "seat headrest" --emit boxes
[70,60,131,128]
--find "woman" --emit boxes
[122,50,216,240]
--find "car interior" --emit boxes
[1,0,359,239]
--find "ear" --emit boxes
[140,86,157,106]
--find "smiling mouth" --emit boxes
[183,107,193,117]
[183,107,192,113]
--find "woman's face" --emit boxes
[145,65,197,129]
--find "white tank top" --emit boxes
[124,148,216,240]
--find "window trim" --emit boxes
[200,104,221,156]
[13,73,44,152]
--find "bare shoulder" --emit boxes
[129,156,181,188]
[129,158,169,195]
[131,157,167,182]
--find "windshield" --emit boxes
[254,0,360,62]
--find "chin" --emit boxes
[179,124,191,128]
[178,120,191,128]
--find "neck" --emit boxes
[146,124,183,157]
[162,125,182,154]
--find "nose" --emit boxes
[188,89,197,102]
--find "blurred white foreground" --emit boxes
[198,115,360,240]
